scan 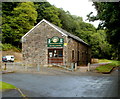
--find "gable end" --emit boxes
[21,19,67,42]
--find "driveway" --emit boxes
[2,70,119,97]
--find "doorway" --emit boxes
[48,49,63,64]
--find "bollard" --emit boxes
[13,62,15,71]
[12,62,14,71]
[4,63,7,70]
[25,63,27,71]
[71,63,74,71]
[75,63,77,70]
[37,64,40,72]
[0,62,1,69]
[87,63,90,71]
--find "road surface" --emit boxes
[2,70,119,97]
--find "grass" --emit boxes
[0,81,17,90]
[0,81,27,97]
[96,59,120,73]
[96,65,114,73]
[99,59,112,63]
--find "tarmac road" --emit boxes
[2,70,119,98]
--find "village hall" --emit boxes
[22,19,91,68]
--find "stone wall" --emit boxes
[66,37,91,66]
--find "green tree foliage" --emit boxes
[2,2,18,16]
[35,2,62,27]
[0,2,2,42]
[90,30,112,59]
[87,2,120,60]
[35,2,51,23]
[58,8,77,33]
[0,43,20,52]
[43,6,62,27]
[2,2,37,47]
[74,20,96,43]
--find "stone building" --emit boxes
[22,19,91,67]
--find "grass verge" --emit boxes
[0,81,27,97]
[96,59,120,73]
[0,81,16,90]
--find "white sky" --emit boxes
[47,0,100,28]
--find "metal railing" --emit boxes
[50,62,77,71]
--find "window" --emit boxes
[77,51,80,61]
[48,50,53,57]
[58,50,63,57]
[72,50,74,60]
[48,49,63,58]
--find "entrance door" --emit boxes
[48,49,63,64]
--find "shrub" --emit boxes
[0,43,21,52]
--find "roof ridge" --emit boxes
[22,19,89,46]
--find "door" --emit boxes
[48,49,63,64]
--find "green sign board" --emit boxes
[47,36,64,47]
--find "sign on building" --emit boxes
[47,36,64,47]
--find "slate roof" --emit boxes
[22,19,89,46]
[45,20,89,46]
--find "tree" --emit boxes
[35,2,51,23]
[2,2,37,47]
[90,30,112,59]
[87,2,120,60]
[58,8,77,33]
[2,2,18,16]
[35,2,62,27]
[0,2,2,42]
[74,21,96,43]
[43,6,62,27]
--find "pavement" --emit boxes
[0,62,111,75]
[1,68,119,98]
[2,89,22,97]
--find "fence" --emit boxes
[1,62,77,73]
[50,63,77,71]
[1,62,93,74]
[1,62,42,72]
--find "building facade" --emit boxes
[22,19,91,67]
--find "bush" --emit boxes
[0,43,21,52]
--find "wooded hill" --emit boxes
[1,2,119,60]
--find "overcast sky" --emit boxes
[47,0,100,28]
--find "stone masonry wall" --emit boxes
[66,37,90,66]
